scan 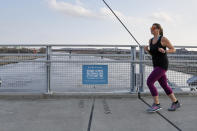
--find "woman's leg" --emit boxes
[158,74,181,111]
[158,74,177,102]
[168,93,177,103]
[147,67,167,104]
[153,96,159,104]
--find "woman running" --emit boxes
[144,23,181,112]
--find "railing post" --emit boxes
[139,46,145,92]
[46,45,52,94]
[130,46,136,93]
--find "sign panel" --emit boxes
[82,65,108,84]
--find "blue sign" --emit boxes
[82,65,108,84]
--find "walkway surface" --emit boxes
[0,95,196,131]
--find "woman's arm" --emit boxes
[159,37,176,53]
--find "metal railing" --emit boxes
[0,44,196,93]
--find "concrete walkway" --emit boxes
[0,95,196,131]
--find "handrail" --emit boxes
[0,44,197,48]
[0,44,137,47]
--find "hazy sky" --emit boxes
[0,0,197,46]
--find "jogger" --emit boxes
[144,23,181,112]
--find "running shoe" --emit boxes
[168,101,181,111]
[146,103,162,113]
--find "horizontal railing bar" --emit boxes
[0,60,197,63]
[1,44,197,48]
[145,54,197,57]
[0,54,197,57]
[141,45,197,48]
[51,54,131,57]
[0,53,196,57]
[0,60,47,62]
[50,60,132,63]
[0,54,46,56]
[174,46,197,48]
[0,44,137,47]
[0,60,131,63]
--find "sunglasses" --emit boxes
[150,26,158,31]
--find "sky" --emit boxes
[0,0,197,46]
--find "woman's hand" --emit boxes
[158,48,165,53]
[144,46,152,55]
[144,46,149,52]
